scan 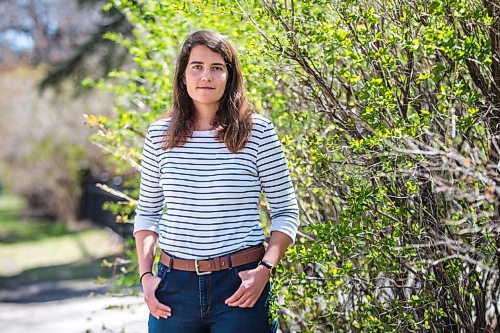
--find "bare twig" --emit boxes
[96,183,138,205]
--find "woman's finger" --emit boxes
[154,301,171,312]
[239,295,257,308]
[227,291,248,306]
[157,305,171,313]
[146,296,172,317]
[225,286,245,305]
[154,309,171,318]
[154,304,171,314]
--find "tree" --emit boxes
[0,0,117,222]
[38,0,133,91]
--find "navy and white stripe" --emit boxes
[133,113,300,259]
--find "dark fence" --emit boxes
[79,170,133,238]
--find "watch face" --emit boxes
[259,261,275,276]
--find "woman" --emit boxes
[134,30,300,333]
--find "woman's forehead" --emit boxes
[188,45,226,64]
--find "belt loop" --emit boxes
[214,258,221,271]
[222,254,230,269]
[227,253,233,268]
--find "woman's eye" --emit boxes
[213,66,224,71]
[193,65,202,69]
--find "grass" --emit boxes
[0,194,72,243]
[0,192,124,285]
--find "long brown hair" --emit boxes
[163,30,254,153]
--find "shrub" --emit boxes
[90,1,500,331]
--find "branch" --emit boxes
[92,141,141,171]
[95,183,137,205]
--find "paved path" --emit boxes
[0,280,149,333]
[0,294,148,333]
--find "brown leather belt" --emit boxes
[159,244,265,275]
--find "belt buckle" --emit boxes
[195,259,212,275]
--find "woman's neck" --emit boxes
[194,106,217,131]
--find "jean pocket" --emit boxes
[237,261,259,272]
[229,266,240,285]
[156,261,170,292]
[232,260,260,282]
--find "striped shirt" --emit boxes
[133,113,300,259]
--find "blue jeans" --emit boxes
[148,259,278,333]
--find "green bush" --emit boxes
[88,0,500,331]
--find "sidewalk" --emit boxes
[0,290,148,333]
[0,281,148,333]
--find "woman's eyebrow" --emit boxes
[189,60,226,66]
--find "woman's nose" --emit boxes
[201,70,213,82]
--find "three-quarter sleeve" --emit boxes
[257,119,300,242]
[133,127,165,236]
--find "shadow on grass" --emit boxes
[0,255,127,303]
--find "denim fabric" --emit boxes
[148,259,278,333]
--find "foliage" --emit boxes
[88,0,500,332]
[256,0,500,331]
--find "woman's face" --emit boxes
[184,45,228,112]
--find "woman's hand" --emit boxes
[142,274,172,319]
[225,265,270,308]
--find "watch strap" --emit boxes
[258,260,276,276]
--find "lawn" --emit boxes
[0,193,124,287]
[0,194,71,243]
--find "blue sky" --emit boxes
[0,29,35,52]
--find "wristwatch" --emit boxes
[258,260,276,276]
